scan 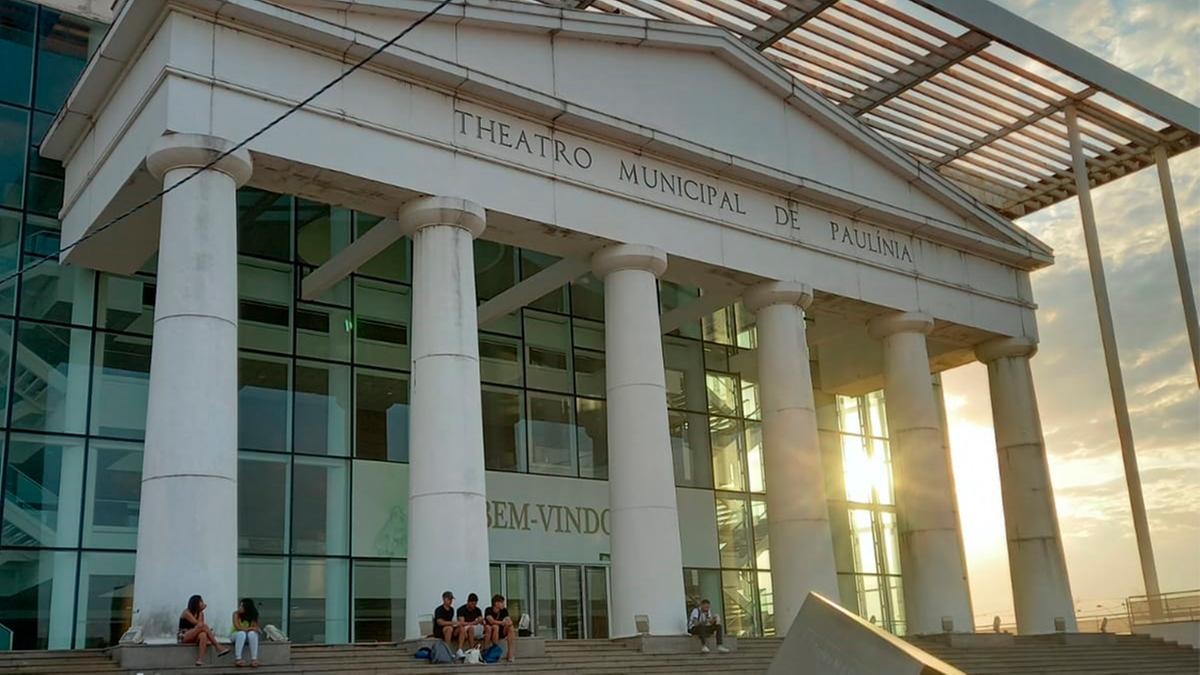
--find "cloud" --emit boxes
[944,0,1200,622]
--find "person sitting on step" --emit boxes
[231,597,261,668]
[456,592,486,658]
[687,599,731,654]
[179,594,231,666]
[484,594,517,663]
[434,591,462,650]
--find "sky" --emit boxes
[938,0,1200,626]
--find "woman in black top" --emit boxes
[484,594,516,662]
[179,594,230,666]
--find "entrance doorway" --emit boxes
[489,563,610,639]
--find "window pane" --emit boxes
[0,549,77,649]
[294,360,351,456]
[238,556,287,633]
[841,435,871,503]
[238,189,291,260]
[533,565,557,638]
[12,322,91,434]
[849,509,878,574]
[751,498,770,570]
[757,571,774,637]
[572,318,603,351]
[570,274,604,321]
[354,278,409,369]
[24,172,62,215]
[0,317,12,414]
[670,410,712,488]
[866,390,888,437]
[238,353,291,453]
[871,438,895,505]
[663,337,705,412]
[710,416,745,492]
[474,239,516,300]
[296,199,351,266]
[350,459,407,558]
[721,569,758,637]
[682,568,723,621]
[82,440,142,549]
[880,511,901,575]
[96,274,154,335]
[0,102,28,209]
[658,281,701,338]
[34,8,102,112]
[2,434,84,547]
[90,332,150,439]
[238,258,292,352]
[237,452,289,554]
[291,456,349,555]
[745,421,764,494]
[702,305,736,346]
[482,385,524,472]
[1,209,20,313]
[527,391,576,477]
[480,333,522,386]
[576,398,607,479]
[573,348,604,398]
[355,214,408,282]
[353,560,405,643]
[28,111,59,176]
[354,368,409,462]
[75,552,134,648]
[560,566,583,639]
[524,310,572,392]
[585,566,608,639]
[715,494,752,569]
[0,3,35,106]
[19,254,93,325]
[706,372,740,418]
[290,558,349,644]
[505,565,530,626]
[296,302,351,362]
[521,250,567,312]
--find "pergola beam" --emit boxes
[478,257,591,328]
[300,217,403,301]
[746,0,836,52]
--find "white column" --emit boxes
[744,281,839,635]
[867,311,972,634]
[975,337,1076,634]
[401,196,490,639]
[592,244,687,637]
[134,134,251,642]
[1153,146,1200,388]
[1065,106,1161,602]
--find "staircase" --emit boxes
[908,633,1200,674]
[0,638,783,674]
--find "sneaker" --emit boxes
[700,645,710,654]
[456,649,465,659]
[717,645,731,654]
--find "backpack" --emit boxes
[429,640,455,664]
[413,647,432,660]
[481,645,503,663]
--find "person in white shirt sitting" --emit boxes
[687,599,731,654]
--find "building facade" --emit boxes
[0,0,1093,651]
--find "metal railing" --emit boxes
[1127,589,1200,628]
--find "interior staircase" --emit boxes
[1,633,1195,674]
[908,633,1200,675]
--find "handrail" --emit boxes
[0,623,13,651]
[1126,589,1200,627]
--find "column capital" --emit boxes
[397,195,486,239]
[146,133,253,186]
[867,310,933,339]
[591,244,667,279]
[975,336,1038,363]
[743,280,812,312]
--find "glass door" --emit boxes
[505,565,530,631]
[585,566,609,638]
[533,565,558,638]
[560,566,584,639]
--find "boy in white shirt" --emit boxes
[687,599,731,654]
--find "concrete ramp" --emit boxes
[769,592,964,675]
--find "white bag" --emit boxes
[463,647,482,664]
[264,624,288,642]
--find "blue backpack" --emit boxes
[481,644,503,663]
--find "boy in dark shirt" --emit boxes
[456,592,485,656]
[433,591,459,649]
[484,594,516,662]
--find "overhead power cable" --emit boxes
[1,0,455,288]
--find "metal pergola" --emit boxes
[537,0,1199,221]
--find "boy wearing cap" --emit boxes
[434,591,460,648]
